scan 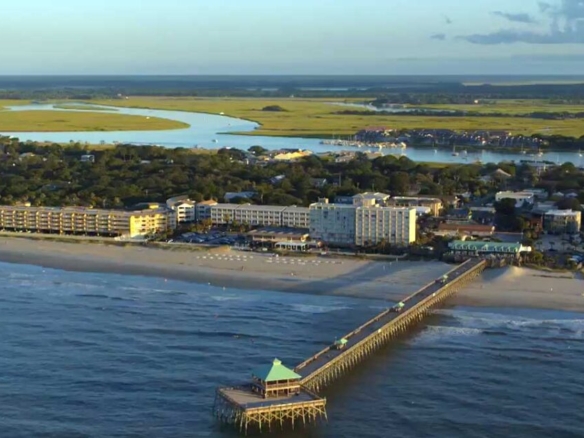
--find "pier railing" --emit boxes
[295,259,478,374]
[214,258,488,432]
[297,259,486,391]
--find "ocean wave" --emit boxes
[408,325,483,345]
[290,304,349,314]
[435,309,584,337]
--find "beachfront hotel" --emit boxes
[355,205,416,246]
[0,204,171,238]
[209,204,310,229]
[309,198,416,246]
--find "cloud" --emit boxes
[460,0,584,44]
[430,33,447,40]
[492,11,538,23]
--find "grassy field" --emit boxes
[414,99,584,115]
[0,110,189,132]
[53,104,117,111]
[92,96,584,138]
[0,100,30,110]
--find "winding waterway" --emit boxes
[3,103,584,165]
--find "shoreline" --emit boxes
[0,237,583,313]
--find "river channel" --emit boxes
[3,103,584,165]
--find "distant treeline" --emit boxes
[4,75,584,100]
[335,109,584,120]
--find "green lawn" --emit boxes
[0,110,189,132]
[92,97,584,138]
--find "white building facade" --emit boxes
[495,191,535,208]
[309,201,357,246]
[208,204,309,228]
[281,206,310,228]
[195,200,218,222]
[310,199,417,247]
[544,209,582,234]
[355,206,416,246]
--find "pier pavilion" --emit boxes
[215,258,488,433]
[251,358,302,398]
[213,358,327,433]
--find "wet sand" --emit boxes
[0,237,582,312]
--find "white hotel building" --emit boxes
[355,205,416,246]
[309,202,356,246]
[309,198,416,246]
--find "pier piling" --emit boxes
[215,258,487,433]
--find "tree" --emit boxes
[248,145,268,156]
[556,198,581,211]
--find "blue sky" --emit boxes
[4,0,584,74]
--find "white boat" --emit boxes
[452,146,459,156]
[579,149,583,157]
[212,139,218,143]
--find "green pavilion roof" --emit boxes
[252,358,301,382]
[448,240,530,254]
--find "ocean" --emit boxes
[1,261,583,438]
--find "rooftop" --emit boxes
[252,358,301,383]
[449,240,531,253]
[391,196,442,203]
[438,223,494,232]
[545,209,581,217]
[496,191,535,198]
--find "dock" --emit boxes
[214,258,488,433]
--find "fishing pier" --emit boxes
[214,258,487,433]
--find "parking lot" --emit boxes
[170,231,242,246]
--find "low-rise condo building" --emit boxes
[195,200,218,222]
[543,209,582,234]
[166,196,196,224]
[495,191,535,208]
[0,205,171,238]
[388,196,443,216]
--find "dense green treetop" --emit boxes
[0,138,582,211]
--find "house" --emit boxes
[224,191,257,202]
[495,191,535,208]
[270,175,286,185]
[310,178,328,188]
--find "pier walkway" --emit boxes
[214,258,487,432]
[294,258,486,390]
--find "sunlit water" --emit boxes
[1,261,583,437]
[3,104,583,165]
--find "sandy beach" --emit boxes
[0,237,582,312]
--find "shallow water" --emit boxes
[1,261,583,437]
